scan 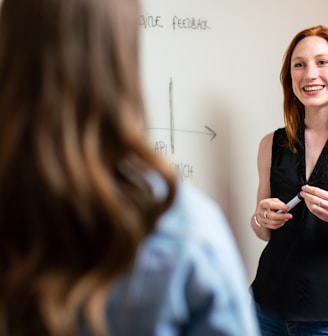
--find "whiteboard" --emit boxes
[139,0,328,280]
[140,0,228,206]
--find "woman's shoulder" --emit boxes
[259,131,274,150]
[258,127,287,161]
[106,182,260,335]
[259,127,286,147]
[155,182,231,246]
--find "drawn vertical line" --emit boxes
[169,77,174,154]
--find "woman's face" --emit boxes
[291,36,328,110]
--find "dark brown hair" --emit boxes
[0,0,176,334]
[280,25,328,152]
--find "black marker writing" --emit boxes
[172,16,211,30]
[140,14,163,29]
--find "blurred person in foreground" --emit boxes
[0,0,260,335]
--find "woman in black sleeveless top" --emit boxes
[251,25,328,336]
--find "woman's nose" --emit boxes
[304,63,319,81]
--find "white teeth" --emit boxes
[304,85,324,91]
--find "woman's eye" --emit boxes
[293,63,303,68]
[318,60,328,66]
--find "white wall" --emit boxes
[140,0,328,282]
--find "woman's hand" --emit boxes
[255,198,293,230]
[301,185,328,221]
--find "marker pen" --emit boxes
[277,192,303,213]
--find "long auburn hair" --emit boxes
[0,0,176,334]
[280,25,328,152]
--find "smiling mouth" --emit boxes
[303,85,325,92]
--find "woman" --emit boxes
[0,0,260,335]
[251,25,328,335]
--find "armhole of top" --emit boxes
[271,128,286,166]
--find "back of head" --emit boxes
[0,0,176,335]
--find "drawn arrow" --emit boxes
[146,125,216,141]
[204,126,216,140]
[146,78,216,154]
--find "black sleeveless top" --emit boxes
[252,127,328,321]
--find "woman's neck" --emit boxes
[304,106,328,132]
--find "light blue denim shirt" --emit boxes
[105,181,261,335]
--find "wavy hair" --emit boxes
[280,25,328,152]
[0,0,176,334]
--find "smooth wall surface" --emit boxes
[139,0,328,281]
